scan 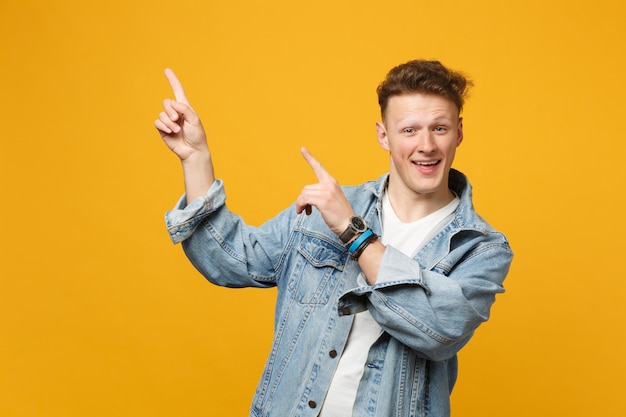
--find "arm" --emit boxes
[154,69,215,204]
[165,177,303,288]
[157,69,284,288]
[342,235,513,361]
[182,199,301,289]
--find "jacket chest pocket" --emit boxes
[288,235,348,305]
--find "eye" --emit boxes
[402,127,415,135]
[433,126,448,133]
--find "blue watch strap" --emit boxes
[348,229,374,254]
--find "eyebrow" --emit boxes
[396,115,455,126]
[431,115,455,123]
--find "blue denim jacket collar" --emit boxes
[360,168,487,234]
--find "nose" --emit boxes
[416,130,436,154]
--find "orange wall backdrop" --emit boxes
[1,0,625,416]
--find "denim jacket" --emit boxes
[165,169,513,417]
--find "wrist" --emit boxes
[181,149,212,168]
[181,150,215,204]
[347,229,378,260]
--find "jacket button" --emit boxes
[329,350,337,358]
[308,400,317,408]
[341,306,350,315]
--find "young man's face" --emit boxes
[376,92,463,202]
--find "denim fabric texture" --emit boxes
[165,169,513,417]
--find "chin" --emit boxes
[410,180,447,197]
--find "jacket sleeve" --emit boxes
[339,230,513,361]
[164,179,300,288]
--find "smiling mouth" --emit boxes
[413,160,440,166]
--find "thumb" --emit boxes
[170,100,201,126]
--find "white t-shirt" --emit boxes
[318,192,459,417]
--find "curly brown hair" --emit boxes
[377,60,473,119]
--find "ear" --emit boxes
[376,122,390,150]
[456,118,464,146]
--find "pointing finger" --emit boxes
[301,147,333,183]
[164,68,190,105]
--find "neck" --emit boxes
[385,184,455,223]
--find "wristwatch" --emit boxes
[338,215,368,244]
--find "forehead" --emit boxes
[384,93,459,123]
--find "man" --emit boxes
[155,60,513,417]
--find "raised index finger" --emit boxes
[301,147,334,183]
[164,68,190,105]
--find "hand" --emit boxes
[296,147,355,236]
[154,68,209,162]
[155,68,215,203]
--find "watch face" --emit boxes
[351,216,366,231]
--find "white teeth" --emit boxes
[416,160,438,166]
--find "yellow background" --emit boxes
[1,0,625,416]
